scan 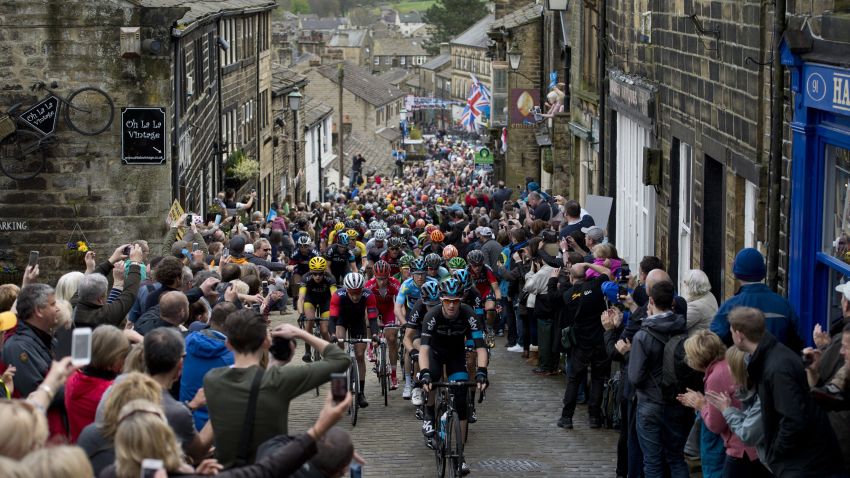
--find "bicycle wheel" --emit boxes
[434,403,447,478]
[0,129,47,180]
[381,343,388,406]
[64,87,114,135]
[449,411,465,478]
[350,358,359,426]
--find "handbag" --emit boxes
[560,326,576,351]
[234,367,266,467]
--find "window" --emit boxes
[823,144,850,254]
[400,56,406,66]
[180,50,189,114]
[375,56,380,66]
[259,89,269,130]
[582,7,599,88]
[221,18,237,66]
[194,37,204,99]
[258,12,269,52]
[744,180,757,248]
[208,31,216,83]
[491,62,508,126]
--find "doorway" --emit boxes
[703,155,725,302]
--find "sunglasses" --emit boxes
[441,298,461,304]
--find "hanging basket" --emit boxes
[542,152,554,174]
[61,223,92,267]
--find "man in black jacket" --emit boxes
[732,306,845,477]
[557,263,612,430]
[74,244,145,330]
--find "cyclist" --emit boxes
[424,253,450,281]
[446,257,467,276]
[345,228,368,269]
[418,279,489,476]
[380,236,405,276]
[366,229,388,267]
[287,235,319,300]
[326,222,345,249]
[297,256,337,362]
[454,269,487,424]
[394,253,414,283]
[395,257,438,399]
[365,260,402,390]
[405,280,441,407]
[330,272,379,409]
[325,232,358,284]
[420,229,445,256]
[466,249,502,347]
[442,244,459,262]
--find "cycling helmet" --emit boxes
[467,249,485,265]
[346,229,359,240]
[373,229,387,241]
[421,281,440,304]
[390,225,402,236]
[297,235,313,246]
[442,245,458,260]
[334,222,345,231]
[343,272,365,290]
[452,269,472,289]
[337,232,350,246]
[430,230,445,243]
[415,218,426,228]
[447,257,467,270]
[410,257,426,272]
[369,220,381,230]
[373,260,391,277]
[387,237,403,248]
[344,220,356,230]
[309,256,328,272]
[425,253,442,269]
[399,254,413,268]
[425,224,437,234]
[439,278,463,299]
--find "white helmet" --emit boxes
[373,229,387,241]
[297,235,312,246]
[343,272,365,290]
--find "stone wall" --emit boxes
[0,0,178,284]
[303,68,373,138]
[504,20,542,190]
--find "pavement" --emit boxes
[275,311,619,478]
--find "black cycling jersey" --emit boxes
[324,246,356,283]
[288,248,319,276]
[299,271,337,304]
[407,298,438,334]
[420,303,485,349]
[462,287,485,318]
[329,289,379,337]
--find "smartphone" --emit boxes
[185,215,193,226]
[123,245,131,256]
[140,458,164,478]
[330,372,347,403]
[71,327,93,367]
[350,464,362,478]
[262,280,269,296]
[28,250,39,267]
[214,214,222,227]
[222,248,230,259]
[192,242,199,252]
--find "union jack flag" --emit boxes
[461,74,491,132]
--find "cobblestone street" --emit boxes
[274,312,619,478]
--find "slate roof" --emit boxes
[299,15,348,31]
[376,127,402,142]
[450,14,494,48]
[490,3,544,30]
[271,64,308,96]
[372,38,428,57]
[301,95,333,128]
[398,11,423,24]
[344,131,394,176]
[421,54,451,71]
[328,29,369,48]
[134,0,276,33]
[378,69,414,86]
[314,61,406,106]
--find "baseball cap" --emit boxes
[836,282,850,301]
[0,311,17,332]
[582,226,605,242]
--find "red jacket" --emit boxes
[700,359,759,460]
[64,368,116,443]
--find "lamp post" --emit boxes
[546,0,570,10]
[399,107,408,148]
[288,88,303,201]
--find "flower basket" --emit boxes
[61,223,91,268]
[0,264,21,286]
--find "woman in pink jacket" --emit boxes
[677,330,771,477]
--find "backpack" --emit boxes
[601,365,623,430]
[644,328,703,403]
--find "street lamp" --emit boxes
[287,88,303,111]
[399,108,408,122]
[507,44,522,71]
[546,0,570,10]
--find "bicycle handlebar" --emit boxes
[337,338,372,344]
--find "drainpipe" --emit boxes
[172,37,180,201]
[767,0,786,291]
[597,0,607,196]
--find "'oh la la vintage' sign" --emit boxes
[121,107,166,165]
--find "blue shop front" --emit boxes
[782,35,850,337]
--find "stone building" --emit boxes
[301,96,336,202]
[327,29,372,68]
[418,45,453,128]
[303,61,406,164]
[269,65,308,209]
[0,0,273,282]
[450,13,495,124]
[371,38,431,73]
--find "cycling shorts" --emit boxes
[427,345,470,420]
[335,315,368,338]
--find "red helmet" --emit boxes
[415,218,426,228]
[373,260,391,278]
[442,244,458,260]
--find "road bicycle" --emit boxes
[339,337,372,427]
[431,381,483,478]
[372,323,401,407]
[0,81,114,180]
[298,314,328,396]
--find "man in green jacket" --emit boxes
[205,309,350,467]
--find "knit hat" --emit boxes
[732,248,766,282]
[229,236,246,256]
[527,181,540,192]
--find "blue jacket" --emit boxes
[710,283,802,349]
[180,329,234,430]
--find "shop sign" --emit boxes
[608,69,656,124]
[804,63,850,114]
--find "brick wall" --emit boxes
[0,1,177,283]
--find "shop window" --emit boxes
[491,62,508,126]
[824,144,850,255]
[582,6,598,89]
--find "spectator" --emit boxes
[141,256,186,314]
[678,330,767,477]
[249,238,288,271]
[204,314,349,467]
[628,280,692,478]
[523,191,554,225]
[476,226,503,273]
[0,284,19,313]
[180,302,236,431]
[74,244,144,329]
[559,200,595,239]
[0,400,48,458]
[2,283,61,396]
[135,291,190,336]
[730,306,844,476]
[54,271,84,304]
[20,445,94,478]
[682,269,718,335]
[711,248,802,349]
[288,427,355,478]
[64,325,130,442]
[77,372,163,476]
[492,180,513,213]
[557,262,612,430]
[144,328,213,463]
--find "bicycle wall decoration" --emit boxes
[0,81,114,180]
